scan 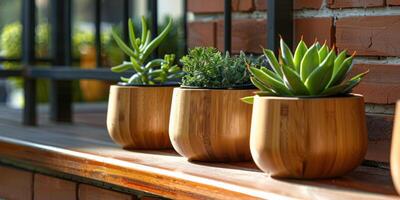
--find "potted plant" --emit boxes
[243,38,369,179]
[391,100,400,194]
[107,17,183,149]
[169,47,259,162]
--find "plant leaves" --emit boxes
[262,49,283,78]
[251,77,276,94]
[300,44,319,81]
[280,38,295,69]
[249,67,292,95]
[281,65,309,95]
[141,16,148,44]
[318,43,329,62]
[293,40,308,73]
[333,50,347,75]
[111,62,133,73]
[328,55,353,87]
[112,30,137,58]
[305,49,335,94]
[241,96,254,104]
[128,19,140,52]
[142,18,173,62]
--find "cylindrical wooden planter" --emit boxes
[107,85,173,149]
[391,100,400,194]
[169,88,254,162]
[250,95,368,179]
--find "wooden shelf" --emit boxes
[0,107,398,199]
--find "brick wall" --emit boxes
[0,165,162,200]
[187,0,400,163]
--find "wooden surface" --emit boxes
[0,105,398,200]
[251,95,368,179]
[169,88,254,162]
[391,101,400,194]
[107,86,173,149]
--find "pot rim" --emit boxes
[254,93,363,100]
[115,82,179,87]
[174,87,257,91]
[179,84,256,90]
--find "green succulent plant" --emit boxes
[242,38,369,104]
[180,47,258,88]
[111,17,183,85]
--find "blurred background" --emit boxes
[0,0,185,108]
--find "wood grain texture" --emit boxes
[169,88,254,162]
[250,95,368,179]
[0,112,398,200]
[391,101,400,194]
[107,85,173,149]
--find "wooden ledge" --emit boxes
[0,121,398,199]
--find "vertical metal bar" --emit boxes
[183,0,188,54]
[122,0,130,44]
[150,0,158,58]
[22,0,37,126]
[49,0,73,123]
[95,0,102,67]
[267,0,293,54]
[224,0,232,53]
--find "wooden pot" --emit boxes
[250,95,368,179]
[107,85,173,149]
[391,100,400,194]
[169,88,254,162]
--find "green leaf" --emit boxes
[328,55,353,87]
[305,49,335,94]
[112,30,137,58]
[262,49,283,78]
[260,66,281,81]
[142,18,173,62]
[121,77,130,82]
[141,16,148,44]
[293,40,308,73]
[111,62,133,73]
[318,43,329,62]
[251,77,275,93]
[333,50,347,75]
[249,67,292,96]
[129,57,143,72]
[280,38,295,68]
[241,96,254,104]
[128,19,140,52]
[168,65,180,73]
[281,65,309,95]
[300,44,319,81]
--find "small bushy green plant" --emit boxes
[180,47,258,88]
[242,38,369,103]
[111,17,183,85]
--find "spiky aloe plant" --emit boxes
[242,38,369,103]
[111,17,184,85]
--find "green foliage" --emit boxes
[243,38,369,102]
[180,47,257,88]
[111,17,183,85]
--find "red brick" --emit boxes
[188,21,216,48]
[0,166,33,200]
[294,17,334,47]
[216,19,266,53]
[188,0,253,13]
[336,16,400,57]
[255,0,322,10]
[348,64,400,104]
[327,0,385,8]
[79,184,133,200]
[387,0,400,5]
[34,174,77,200]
